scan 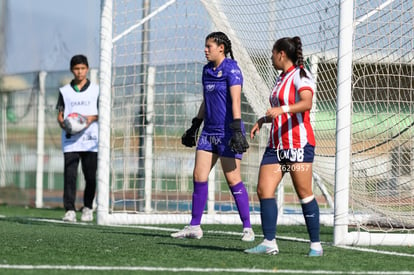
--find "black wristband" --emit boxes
[192,117,203,128]
[230,119,242,131]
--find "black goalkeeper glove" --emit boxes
[181,117,203,147]
[228,119,249,153]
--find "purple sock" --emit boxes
[190,181,208,226]
[230,181,252,228]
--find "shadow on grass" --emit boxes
[158,241,242,253]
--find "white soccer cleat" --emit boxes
[244,241,279,255]
[62,210,76,222]
[171,225,203,239]
[241,228,255,242]
[308,248,323,257]
[81,207,94,222]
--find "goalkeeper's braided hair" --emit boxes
[206,32,234,59]
[273,36,308,78]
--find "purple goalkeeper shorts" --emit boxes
[196,131,243,159]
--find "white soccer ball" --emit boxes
[64,113,88,135]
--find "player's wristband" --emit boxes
[191,117,203,128]
[261,116,267,123]
[281,105,290,113]
[230,119,242,131]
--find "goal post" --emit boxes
[97,0,414,246]
[333,0,354,246]
[97,0,112,224]
[333,0,414,246]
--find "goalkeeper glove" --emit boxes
[228,119,249,153]
[181,117,203,147]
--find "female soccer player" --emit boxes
[171,31,254,242]
[245,37,323,256]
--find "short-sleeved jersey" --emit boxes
[202,58,243,134]
[268,65,315,149]
[58,81,99,153]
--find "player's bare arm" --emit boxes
[251,114,273,139]
[228,84,249,154]
[196,99,205,120]
[229,84,242,119]
[265,89,312,118]
[86,115,98,126]
[57,111,65,129]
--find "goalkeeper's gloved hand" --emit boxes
[228,119,249,153]
[181,117,203,147]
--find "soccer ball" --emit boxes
[64,113,88,134]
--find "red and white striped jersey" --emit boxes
[268,65,315,149]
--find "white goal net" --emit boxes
[98,0,414,245]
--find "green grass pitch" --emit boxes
[0,205,414,274]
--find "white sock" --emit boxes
[300,195,315,204]
[262,239,276,247]
[310,242,322,251]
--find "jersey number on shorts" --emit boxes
[278,148,304,162]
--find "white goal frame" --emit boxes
[332,0,414,246]
[97,0,414,246]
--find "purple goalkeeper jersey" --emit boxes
[202,58,243,134]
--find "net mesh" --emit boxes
[109,0,414,230]
[350,0,414,230]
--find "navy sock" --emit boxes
[301,198,320,242]
[260,198,277,241]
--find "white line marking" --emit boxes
[0,265,277,273]
[337,245,414,258]
[4,216,414,260]
[1,264,414,274]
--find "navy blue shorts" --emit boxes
[260,143,315,165]
[196,131,243,159]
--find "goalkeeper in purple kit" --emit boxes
[171,32,255,241]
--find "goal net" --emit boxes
[98,0,414,245]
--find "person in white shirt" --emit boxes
[56,54,99,223]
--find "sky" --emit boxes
[2,0,411,75]
[2,0,101,74]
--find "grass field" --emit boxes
[1,205,414,274]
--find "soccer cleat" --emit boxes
[171,225,203,239]
[62,210,76,222]
[308,248,323,257]
[244,243,279,255]
[81,207,94,222]
[241,228,255,242]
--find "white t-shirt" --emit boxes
[59,82,99,152]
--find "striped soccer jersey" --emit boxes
[268,65,315,149]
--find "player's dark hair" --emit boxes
[273,37,307,78]
[70,54,89,70]
[206,32,234,59]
